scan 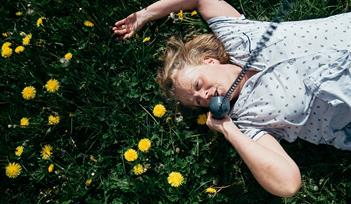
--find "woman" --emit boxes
[156,34,351,197]
[113,0,351,198]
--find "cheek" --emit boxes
[201,77,211,89]
[174,90,191,106]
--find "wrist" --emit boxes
[137,8,151,25]
[222,121,240,138]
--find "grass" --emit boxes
[0,0,350,203]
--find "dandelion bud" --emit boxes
[169,12,175,19]
[175,147,180,153]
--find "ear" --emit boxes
[203,57,220,64]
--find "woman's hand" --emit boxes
[206,112,238,135]
[112,10,148,40]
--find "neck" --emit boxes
[229,66,257,101]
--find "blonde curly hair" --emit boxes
[156,34,229,100]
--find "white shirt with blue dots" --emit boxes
[208,13,351,150]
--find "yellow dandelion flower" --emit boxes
[2,47,12,58]
[15,146,24,157]
[6,162,22,178]
[205,187,217,194]
[124,148,138,162]
[133,164,145,175]
[22,34,32,46]
[48,164,54,173]
[15,11,23,16]
[36,17,45,27]
[153,104,166,118]
[64,52,72,60]
[138,138,151,152]
[41,144,53,160]
[177,10,184,21]
[84,20,94,27]
[48,114,60,125]
[167,171,184,187]
[21,86,36,100]
[197,114,207,125]
[45,79,60,93]
[191,10,198,16]
[20,117,29,127]
[143,37,151,43]
[15,46,25,54]
[85,178,92,186]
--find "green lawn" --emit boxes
[1,0,350,203]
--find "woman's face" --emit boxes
[172,61,240,108]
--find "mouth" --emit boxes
[208,88,220,102]
[213,88,218,97]
[214,87,222,97]
[207,87,223,104]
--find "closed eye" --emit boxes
[195,80,200,90]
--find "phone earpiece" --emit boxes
[209,96,230,119]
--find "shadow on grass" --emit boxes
[206,136,351,203]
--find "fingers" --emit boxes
[207,112,220,122]
[206,112,213,126]
[112,25,131,40]
[113,29,134,40]
[112,21,135,40]
[113,28,128,35]
[112,24,127,30]
[123,32,135,40]
[112,22,127,32]
[206,112,221,132]
[206,112,212,120]
[114,19,126,27]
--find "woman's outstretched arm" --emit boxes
[112,0,241,39]
[206,113,301,197]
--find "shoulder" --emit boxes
[198,0,241,21]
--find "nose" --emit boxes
[205,90,210,99]
[194,89,211,106]
[198,89,209,99]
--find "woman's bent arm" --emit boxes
[206,114,301,197]
[223,123,301,197]
[113,0,199,39]
[113,0,240,39]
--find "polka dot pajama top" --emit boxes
[207,13,351,150]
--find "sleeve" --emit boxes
[239,127,268,141]
[207,15,269,71]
